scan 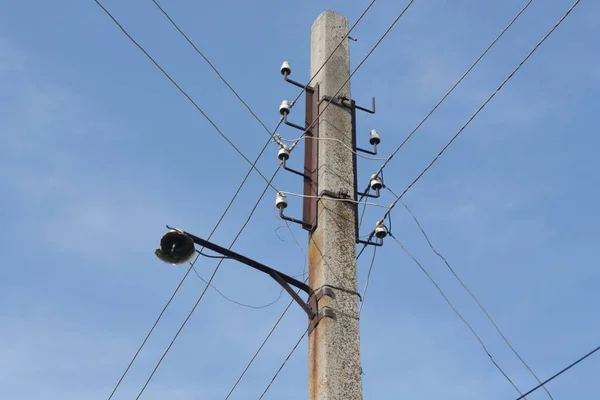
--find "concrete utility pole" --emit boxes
[308,11,362,400]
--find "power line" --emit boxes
[389,233,526,397]
[515,344,600,400]
[258,328,309,399]
[223,291,303,399]
[94,0,278,191]
[378,0,581,225]
[358,246,378,315]
[373,0,535,178]
[149,0,278,143]
[389,188,553,399]
[133,165,281,399]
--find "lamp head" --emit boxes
[155,229,196,265]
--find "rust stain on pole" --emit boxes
[308,229,322,399]
[303,84,319,231]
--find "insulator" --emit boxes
[369,129,381,145]
[276,192,288,209]
[278,146,290,161]
[370,175,383,191]
[375,222,388,239]
[279,100,291,116]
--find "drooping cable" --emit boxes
[377,0,582,226]
[192,265,284,310]
[389,188,553,398]
[389,233,526,397]
[358,246,378,315]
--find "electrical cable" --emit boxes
[149,0,280,144]
[373,0,536,178]
[192,265,284,310]
[94,0,278,191]
[258,328,309,399]
[285,221,308,279]
[223,289,303,399]
[388,187,553,399]
[358,246,378,315]
[515,344,600,400]
[377,0,581,226]
[197,251,229,259]
[389,233,526,397]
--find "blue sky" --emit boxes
[1,0,599,399]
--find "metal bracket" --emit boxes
[279,206,314,231]
[357,187,381,199]
[341,96,376,114]
[319,189,352,201]
[308,286,336,312]
[307,287,336,334]
[271,271,315,319]
[303,83,319,232]
[283,158,310,179]
[317,94,377,244]
[283,113,306,132]
[308,308,336,334]
[283,71,314,93]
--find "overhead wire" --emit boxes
[388,187,553,399]
[515,344,600,400]
[389,233,526,397]
[358,246,378,315]
[149,0,281,144]
[224,297,297,399]
[258,328,309,399]
[377,0,582,226]
[372,0,536,178]
[94,0,278,191]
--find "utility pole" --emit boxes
[308,11,362,400]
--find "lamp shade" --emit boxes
[155,229,196,265]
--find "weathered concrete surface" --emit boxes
[308,10,362,400]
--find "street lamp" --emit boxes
[155,226,335,330]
